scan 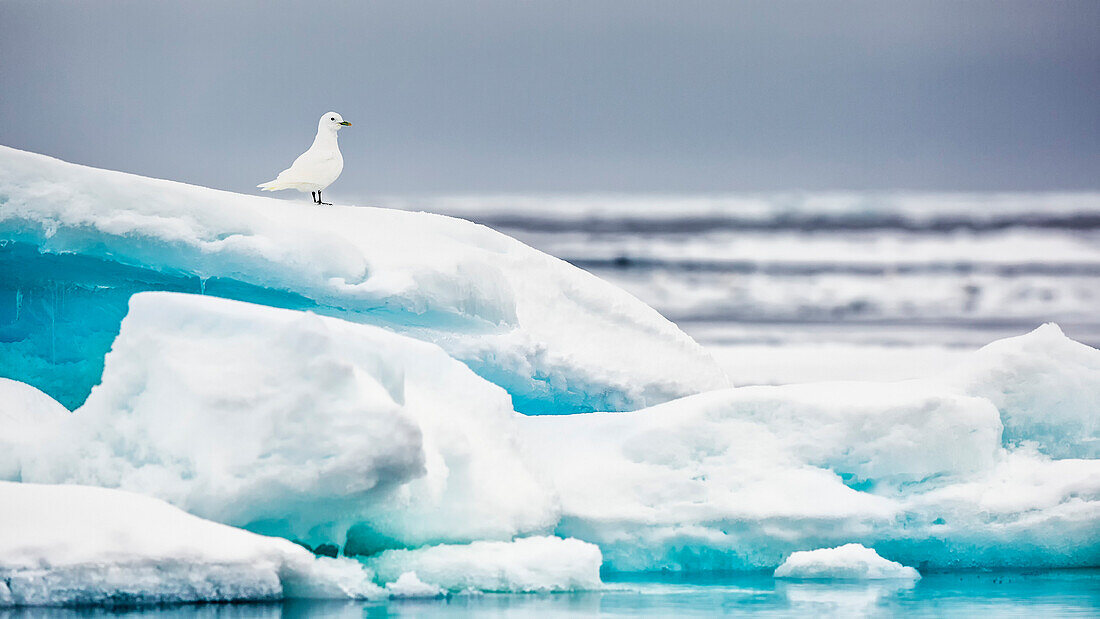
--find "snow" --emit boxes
[7,292,1097,575]
[0,481,384,606]
[0,145,1097,594]
[941,323,1100,459]
[15,292,556,548]
[384,572,444,598]
[774,544,921,580]
[0,378,70,481]
[519,323,1100,572]
[0,145,726,413]
[364,537,603,593]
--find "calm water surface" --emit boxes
[2,570,1097,618]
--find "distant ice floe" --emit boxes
[0,145,727,413]
[774,544,920,580]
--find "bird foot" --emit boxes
[319,201,332,206]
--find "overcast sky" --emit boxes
[1,1,1097,195]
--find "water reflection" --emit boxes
[1,570,1097,618]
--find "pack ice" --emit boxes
[0,145,726,413]
[1,147,1098,605]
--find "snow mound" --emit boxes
[384,573,445,598]
[0,378,70,480]
[0,481,383,606]
[774,544,920,580]
[6,302,1098,575]
[520,327,1100,571]
[363,537,603,593]
[0,145,726,413]
[15,292,556,548]
[941,323,1100,459]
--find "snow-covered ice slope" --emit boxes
[520,323,1100,572]
[0,378,69,480]
[15,292,556,548]
[0,146,726,413]
[939,323,1100,459]
[10,291,1096,573]
[0,481,384,606]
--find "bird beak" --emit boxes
[339,121,352,126]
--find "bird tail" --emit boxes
[257,180,281,191]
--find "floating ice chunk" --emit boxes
[364,537,603,593]
[16,292,556,548]
[384,572,445,598]
[774,544,920,580]
[940,323,1100,459]
[0,145,727,413]
[0,378,70,480]
[0,481,383,606]
[520,335,1100,571]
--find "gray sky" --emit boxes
[1,0,1097,195]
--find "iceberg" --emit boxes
[519,323,1100,572]
[774,544,921,580]
[7,290,1097,575]
[0,481,384,606]
[1,146,1096,591]
[0,146,726,414]
[14,292,556,548]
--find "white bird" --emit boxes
[258,112,351,205]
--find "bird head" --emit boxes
[320,112,351,130]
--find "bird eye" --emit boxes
[330,117,335,120]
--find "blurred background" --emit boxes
[3,0,1098,383]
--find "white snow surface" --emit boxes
[0,481,383,606]
[0,146,726,413]
[14,292,556,547]
[4,294,1098,575]
[383,572,445,598]
[0,378,69,480]
[938,323,1100,459]
[364,537,603,593]
[774,544,920,580]
[519,323,1100,571]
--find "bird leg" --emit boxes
[311,191,318,204]
[317,191,332,206]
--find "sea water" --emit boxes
[380,192,1100,384]
[0,570,1096,617]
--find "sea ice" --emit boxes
[12,292,557,548]
[519,325,1100,571]
[0,481,383,606]
[363,537,603,593]
[384,572,445,598]
[0,378,69,480]
[0,145,726,413]
[774,544,921,580]
[7,294,1096,574]
[940,323,1100,459]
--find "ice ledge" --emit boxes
[0,145,728,413]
